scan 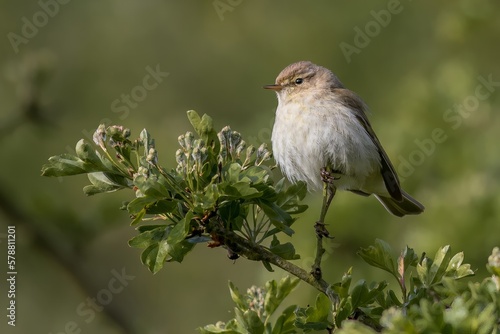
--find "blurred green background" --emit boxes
[1,1,499,333]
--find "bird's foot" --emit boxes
[314,221,334,239]
[320,167,341,184]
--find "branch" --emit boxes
[208,220,332,296]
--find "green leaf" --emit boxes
[269,236,300,260]
[416,245,474,287]
[41,153,102,177]
[166,239,195,263]
[276,181,308,212]
[75,139,107,169]
[167,211,193,244]
[187,110,219,152]
[225,162,242,183]
[83,172,126,195]
[228,281,248,311]
[128,225,194,273]
[264,276,300,317]
[350,280,370,310]
[234,308,264,334]
[224,181,261,199]
[141,243,169,273]
[446,252,475,279]
[332,268,353,300]
[257,200,294,236]
[198,323,240,334]
[134,174,171,199]
[358,239,398,279]
[144,199,178,215]
[195,184,219,210]
[241,165,269,184]
[336,320,379,334]
[130,208,146,226]
[272,305,297,334]
[127,196,159,214]
[294,293,332,331]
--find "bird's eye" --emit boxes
[295,78,303,85]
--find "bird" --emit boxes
[264,61,424,217]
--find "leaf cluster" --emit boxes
[202,241,500,333]
[42,111,307,273]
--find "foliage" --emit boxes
[202,243,499,334]
[42,112,500,332]
[42,111,306,273]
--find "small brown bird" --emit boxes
[265,61,424,217]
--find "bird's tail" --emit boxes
[375,190,424,217]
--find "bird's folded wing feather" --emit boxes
[333,88,403,202]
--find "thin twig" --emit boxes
[208,220,332,296]
[311,179,336,281]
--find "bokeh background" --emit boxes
[1,1,499,333]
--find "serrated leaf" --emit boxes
[257,200,294,236]
[141,243,168,273]
[416,245,469,287]
[234,308,264,334]
[264,276,300,316]
[428,245,453,284]
[187,110,219,152]
[446,252,475,279]
[294,293,332,331]
[358,239,398,279]
[224,181,261,199]
[198,324,240,334]
[336,320,379,334]
[332,268,353,299]
[128,225,194,273]
[241,165,269,184]
[350,280,370,310]
[166,240,195,263]
[269,236,300,260]
[228,281,248,311]
[272,305,297,334]
[167,211,193,244]
[134,174,171,199]
[276,181,307,208]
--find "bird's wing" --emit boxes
[333,88,403,202]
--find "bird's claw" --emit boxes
[320,167,341,183]
[314,221,334,239]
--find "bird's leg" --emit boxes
[311,167,337,281]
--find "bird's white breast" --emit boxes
[271,93,381,192]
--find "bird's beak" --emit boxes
[263,84,282,91]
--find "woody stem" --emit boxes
[311,174,336,281]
